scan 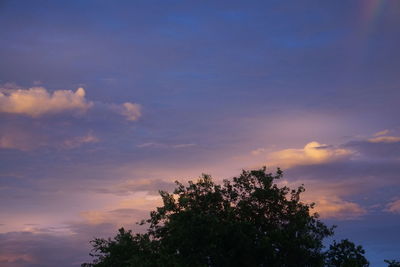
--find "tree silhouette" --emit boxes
[385,259,400,267]
[82,168,371,267]
[325,239,369,267]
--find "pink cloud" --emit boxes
[385,199,400,214]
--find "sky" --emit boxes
[0,0,399,266]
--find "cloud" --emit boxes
[78,191,163,227]
[0,131,46,151]
[62,133,99,149]
[106,102,142,121]
[0,128,99,151]
[310,196,367,220]
[280,177,368,220]
[77,209,152,237]
[368,136,400,143]
[0,231,89,267]
[79,208,147,225]
[119,102,142,121]
[0,87,92,117]
[251,147,266,155]
[0,85,143,122]
[268,141,353,167]
[0,84,143,151]
[95,178,175,196]
[137,142,196,149]
[0,252,35,267]
[373,129,390,136]
[345,138,400,159]
[385,199,400,214]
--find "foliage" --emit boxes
[325,239,369,267]
[83,168,341,267]
[385,259,400,267]
[81,228,161,267]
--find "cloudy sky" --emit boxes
[0,0,399,266]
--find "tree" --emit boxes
[385,259,400,267]
[325,239,369,267]
[83,168,337,267]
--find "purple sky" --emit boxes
[0,0,400,266]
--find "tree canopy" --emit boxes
[82,168,374,267]
[325,239,369,267]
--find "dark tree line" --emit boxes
[82,168,397,267]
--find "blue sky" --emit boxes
[0,0,400,266]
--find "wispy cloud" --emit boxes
[62,133,99,149]
[368,136,400,143]
[373,129,390,137]
[95,178,175,196]
[251,147,266,155]
[79,208,148,225]
[0,131,46,151]
[385,199,400,214]
[137,142,196,149]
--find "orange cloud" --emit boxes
[280,178,368,220]
[310,196,367,220]
[79,190,162,226]
[268,141,352,167]
[368,136,400,143]
[0,87,92,117]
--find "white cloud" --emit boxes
[385,199,400,214]
[268,141,352,167]
[0,87,92,117]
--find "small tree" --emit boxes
[325,239,369,267]
[83,168,337,266]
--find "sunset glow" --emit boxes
[0,1,399,266]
